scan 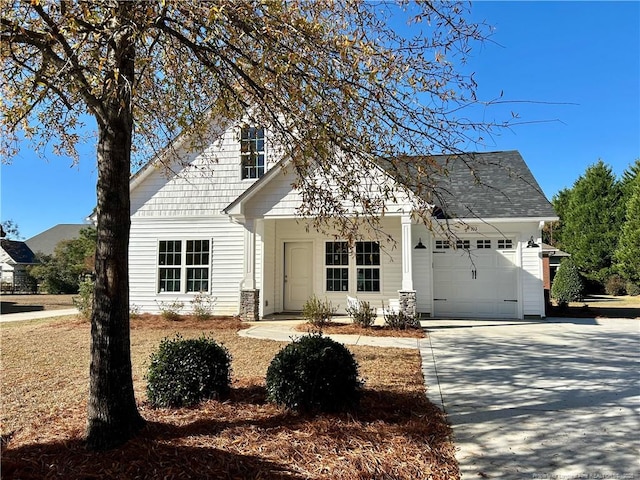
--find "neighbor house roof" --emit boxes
[386,150,557,220]
[25,224,89,256]
[1,239,38,265]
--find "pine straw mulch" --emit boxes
[1,314,457,480]
[297,321,426,338]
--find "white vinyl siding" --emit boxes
[130,216,246,315]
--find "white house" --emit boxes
[1,239,38,293]
[128,123,557,320]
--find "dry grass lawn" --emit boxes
[1,314,456,479]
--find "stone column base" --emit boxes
[398,290,417,318]
[240,289,260,321]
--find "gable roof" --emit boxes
[1,239,38,264]
[225,150,556,220]
[383,150,556,219]
[25,224,89,256]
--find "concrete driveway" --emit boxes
[422,317,640,479]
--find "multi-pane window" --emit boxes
[456,239,471,250]
[326,241,348,291]
[356,242,380,292]
[158,240,210,293]
[435,240,450,250]
[186,240,210,292]
[477,239,492,249]
[158,240,182,292]
[241,126,265,179]
[497,239,514,249]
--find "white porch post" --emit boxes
[243,218,256,290]
[401,214,413,291]
[240,218,260,321]
[399,214,417,317]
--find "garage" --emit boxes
[432,238,519,318]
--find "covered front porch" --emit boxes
[235,215,422,321]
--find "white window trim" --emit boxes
[323,240,382,295]
[157,239,212,294]
[239,126,267,181]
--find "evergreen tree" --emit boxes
[560,161,622,285]
[551,258,584,307]
[615,179,640,284]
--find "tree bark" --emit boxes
[85,11,145,450]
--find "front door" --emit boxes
[284,242,313,311]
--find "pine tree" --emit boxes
[560,161,623,285]
[615,180,640,284]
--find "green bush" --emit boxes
[146,334,231,408]
[604,274,626,296]
[382,303,420,330]
[73,278,94,320]
[551,258,584,307]
[626,281,640,297]
[346,300,376,328]
[302,295,337,328]
[266,334,361,412]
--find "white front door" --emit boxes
[284,242,313,311]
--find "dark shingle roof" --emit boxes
[384,150,557,219]
[25,224,88,256]
[1,239,38,264]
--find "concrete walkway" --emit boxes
[240,317,640,480]
[0,308,78,323]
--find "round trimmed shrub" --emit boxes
[551,258,584,307]
[146,334,231,408]
[266,334,361,412]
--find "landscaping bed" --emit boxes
[1,314,456,479]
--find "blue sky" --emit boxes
[1,1,639,240]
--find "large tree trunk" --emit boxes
[86,12,145,450]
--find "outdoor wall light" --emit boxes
[414,238,427,249]
[526,236,539,248]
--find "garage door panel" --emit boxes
[433,242,519,319]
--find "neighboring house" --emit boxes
[129,123,557,320]
[0,239,38,292]
[25,224,89,257]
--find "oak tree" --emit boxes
[2,0,504,449]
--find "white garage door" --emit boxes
[433,239,519,318]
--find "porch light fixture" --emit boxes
[414,238,427,249]
[526,236,539,248]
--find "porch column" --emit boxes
[399,214,416,318]
[240,218,260,321]
[400,215,413,291]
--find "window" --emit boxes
[326,241,348,291]
[477,239,492,249]
[158,240,210,293]
[455,239,470,250]
[325,241,381,293]
[356,242,380,292]
[497,239,513,249]
[158,240,181,292]
[186,240,210,292]
[435,240,450,250]
[241,126,265,179]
